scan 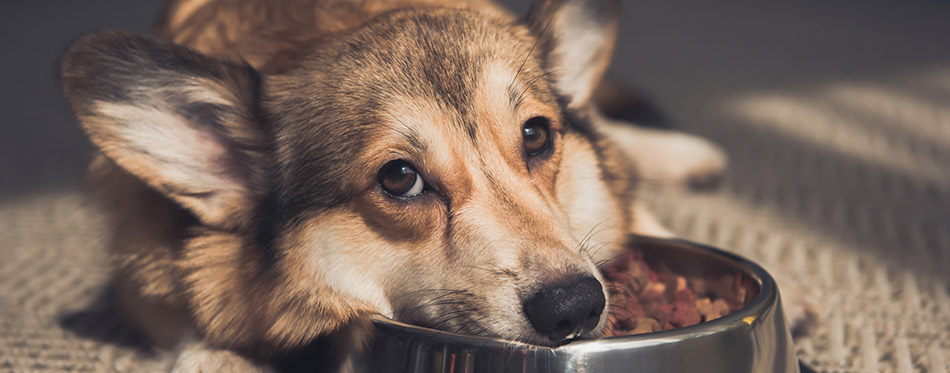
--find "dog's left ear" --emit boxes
[61,31,266,230]
[526,0,620,108]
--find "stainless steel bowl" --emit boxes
[349,236,799,372]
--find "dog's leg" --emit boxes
[767,266,823,338]
[630,204,675,238]
[594,111,727,190]
[171,338,272,373]
[114,275,190,349]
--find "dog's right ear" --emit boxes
[61,31,266,230]
[526,0,620,109]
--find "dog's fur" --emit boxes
[60,0,726,370]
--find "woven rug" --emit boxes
[616,1,950,371]
[2,0,949,372]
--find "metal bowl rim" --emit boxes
[367,236,779,351]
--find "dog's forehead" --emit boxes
[339,9,538,111]
[265,8,554,209]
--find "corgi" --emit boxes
[59,0,726,370]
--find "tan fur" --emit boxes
[60,0,726,370]
[154,0,509,74]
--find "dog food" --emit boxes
[601,250,755,336]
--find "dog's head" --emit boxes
[61,0,630,354]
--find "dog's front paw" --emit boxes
[171,340,272,373]
[770,269,824,337]
[640,131,727,191]
[596,115,727,191]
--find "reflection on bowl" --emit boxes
[349,236,799,373]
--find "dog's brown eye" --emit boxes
[378,160,425,198]
[523,116,552,156]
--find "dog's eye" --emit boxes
[522,116,552,156]
[378,160,425,198]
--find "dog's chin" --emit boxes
[474,326,606,347]
[407,316,606,347]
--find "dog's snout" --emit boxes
[523,276,605,342]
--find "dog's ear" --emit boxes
[526,0,620,108]
[61,31,266,229]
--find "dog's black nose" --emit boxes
[523,276,606,342]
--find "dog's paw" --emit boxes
[770,269,824,338]
[596,115,727,191]
[629,204,676,238]
[171,339,272,373]
[627,129,727,191]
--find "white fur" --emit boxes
[92,99,249,226]
[172,337,272,373]
[596,111,727,186]
[299,212,395,317]
[550,2,612,107]
[630,204,675,238]
[557,133,626,265]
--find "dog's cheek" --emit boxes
[555,133,628,264]
[178,232,261,350]
[286,211,422,315]
[178,229,369,357]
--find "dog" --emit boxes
[59,0,726,370]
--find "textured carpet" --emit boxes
[2,0,949,372]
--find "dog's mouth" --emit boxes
[405,314,603,347]
[391,276,608,346]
